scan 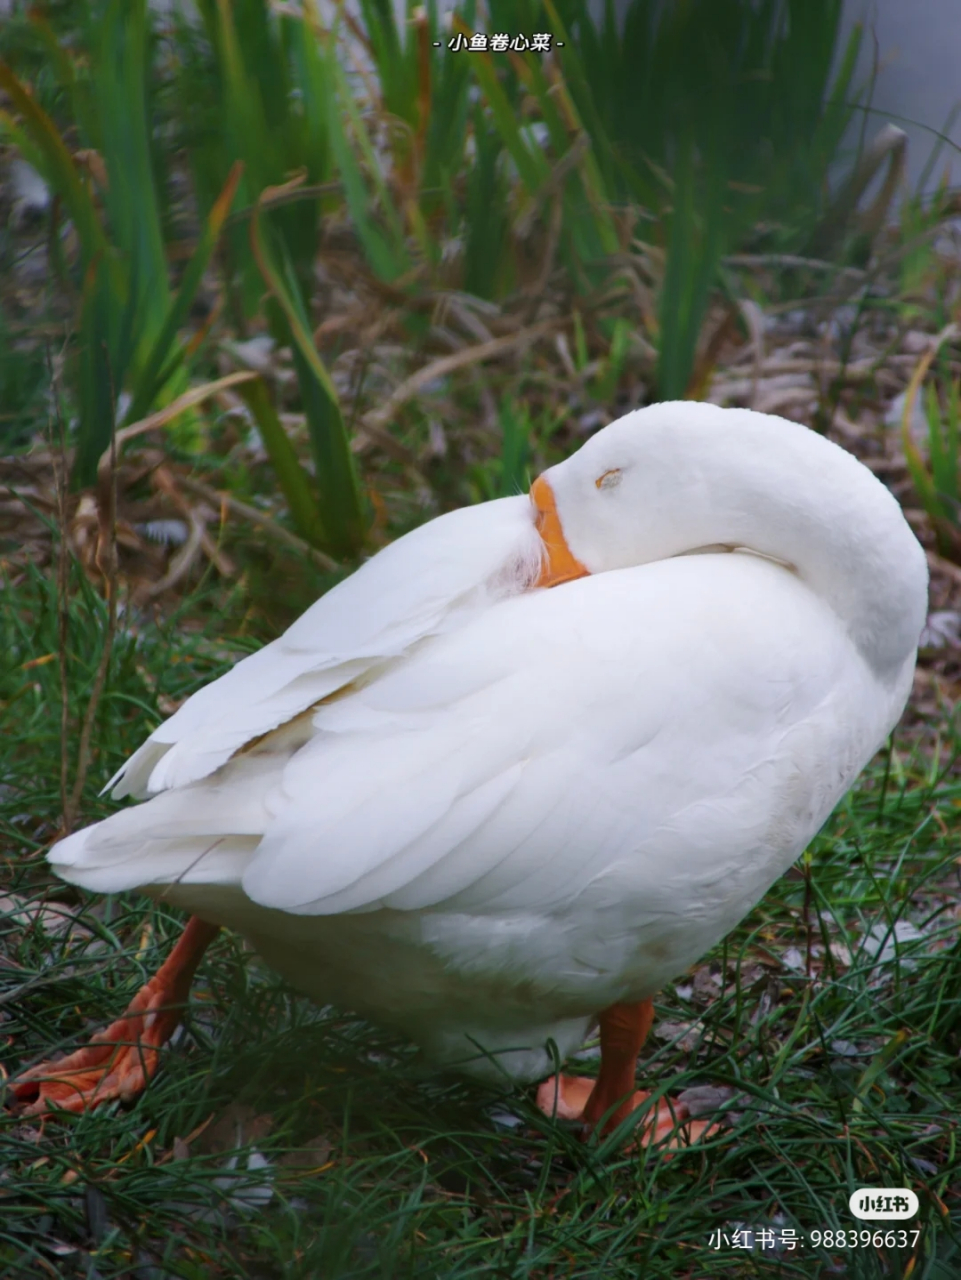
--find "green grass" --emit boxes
[1,549,960,1279]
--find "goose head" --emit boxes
[530,401,928,681]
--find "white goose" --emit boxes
[14,402,927,1137]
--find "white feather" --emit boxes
[108,496,543,798]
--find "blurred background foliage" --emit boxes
[0,0,878,562]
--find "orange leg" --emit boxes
[583,998,656,1129]
[10,916,219,1117]
[536,998,716,1148]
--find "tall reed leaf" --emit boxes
[325,50,412,283]
[93,0,170,373]
[125,162,244,426]
[251,179,368,557]
[237,378,330,551]
[0,61,108,266]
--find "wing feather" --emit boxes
[109,496,543,798]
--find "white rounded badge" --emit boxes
[849,1189,919,1221]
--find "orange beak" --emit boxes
[530,474,590,589]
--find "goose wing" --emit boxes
[109,497,543,799]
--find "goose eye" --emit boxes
[595,468,622,490]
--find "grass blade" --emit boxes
[251,176,368,556]
[235,378,330,551]
[326,51,412,283]
[457,24,548,196]
[0,60,108,264]
[125,162,244,424]
[93,0,172,372]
